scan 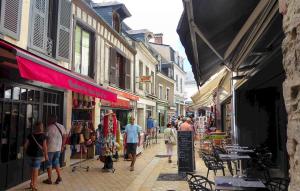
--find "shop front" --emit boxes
[157,103,168,132]
[0,40,117,189]
[136,97,156,131]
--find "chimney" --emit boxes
[154,33,163,44]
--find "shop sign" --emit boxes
[101,98,132,109]
[157,105,166,111]
[139,76,152,83]
[108,87,139,101]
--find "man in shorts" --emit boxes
[146,115,155,139]
[43,115,66,185]
[125,117,141,171]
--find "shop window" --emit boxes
[12,87,20,100]
[0,84,3,98]
[4,86,12,99]
[74,24,94,78]
[26,104,33,129]
[34,91,40,102]
[1,102,11,162]
[30,0,72,61]
[28,90,34,102]
[20,89,27,101]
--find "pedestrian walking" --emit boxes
[43,115,67,185]
[164,123,177,163]
[178,117,194,132]
[24,121,48,191]
[124,117,141,171]
[146,115,155,140]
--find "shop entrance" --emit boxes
[0,80,63,190]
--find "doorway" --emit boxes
[0,80,63,190]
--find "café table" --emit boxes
[224,145,249,149]
[219,154,251,176]
[215,176,266,190]
[226,148,254,153]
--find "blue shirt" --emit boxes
[125,124,140,143]
[147,118,154,129]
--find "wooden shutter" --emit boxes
[30,0,49,52]
[56,0,72,61]
[0,0,22,40]
[109,47,117,85]
[125,58,131,90]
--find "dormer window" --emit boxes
[112,12,120,33]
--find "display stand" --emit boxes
[72,143,89,172]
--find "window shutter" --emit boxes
[109,47,117,85]
[30,0,49,52]
[56,0,72,61]
[0,0,22,40]
[125,58,131,90]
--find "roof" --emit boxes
[127,29,152,35]
[92,1,131,20]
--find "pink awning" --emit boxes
[0,40,117,102]
[16,56,117,102]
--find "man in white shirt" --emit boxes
[43,115,66,185]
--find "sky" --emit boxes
[93,0,192,72]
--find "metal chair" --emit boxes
[186,173,214,191]
[212,146,234,176]
[265,177,289,191]
[202,152,225,178]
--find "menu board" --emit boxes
[177,131,195,173]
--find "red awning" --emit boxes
[0,40,117,102]
[101,98,132,109]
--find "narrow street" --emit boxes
[10,138,189,191]
[10,138,229,191]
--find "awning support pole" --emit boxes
[231,72,238,144]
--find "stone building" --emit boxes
[150,35,186,117]
[177,1,299,189]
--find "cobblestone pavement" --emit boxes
[10,138,229,191]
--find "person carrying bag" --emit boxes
[24,122,48,191]
[164,123,177,163]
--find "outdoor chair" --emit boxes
[265,177,289,191]
[202,153,225,178]
[212,146,234,176]
[186,173,214,191]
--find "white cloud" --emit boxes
[93,0,192,72]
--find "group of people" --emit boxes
[163,115,197,163]
[24,115,67,191]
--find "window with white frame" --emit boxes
[180,78,183,93]
[159,84,163,100]
[139,61,143,90]
[166,87,170,101]
[176,75,178,91]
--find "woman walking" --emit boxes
[24,122,48,191]
[164,123,177,163]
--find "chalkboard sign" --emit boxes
[177,131,195,173]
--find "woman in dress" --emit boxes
[164,123,177,163]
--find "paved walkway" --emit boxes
[10,139,228,191]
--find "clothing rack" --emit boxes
[72,143,90,172]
